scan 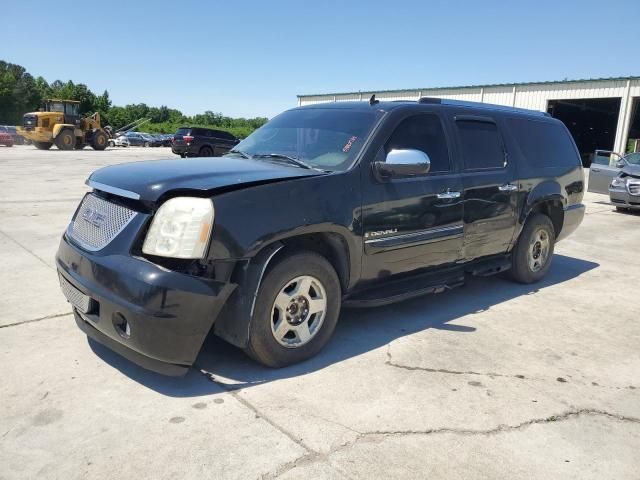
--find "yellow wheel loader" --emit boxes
[17,99,109,151]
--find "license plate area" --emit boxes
[59,275,96,314]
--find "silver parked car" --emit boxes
[607,152,640,211]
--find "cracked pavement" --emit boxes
[1,145,639,479]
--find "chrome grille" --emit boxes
[68,193,137,251]
[59,275,94,314]
[628,180,640,196]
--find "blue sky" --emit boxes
[2,0,639,118]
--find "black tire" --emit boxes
[34,141,53,150]
[199,146,213,157]
[92,130,108,151]
[55,129,75,150]
[509,213,555,284]
[246,251,341,367]
[144,141,150,147]
[615,206,628,213]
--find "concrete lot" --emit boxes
[0,144,639,479]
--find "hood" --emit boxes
[622,164,640,177]
[87,156,323,203]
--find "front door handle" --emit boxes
[591,168,601,173]
[437,189,461,199]
[498,183,518,192]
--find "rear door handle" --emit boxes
[437,189,461,199]
[591,168,601,172]
[498,183,518,192]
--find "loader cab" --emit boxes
[45,100,81,126]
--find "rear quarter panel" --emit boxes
[500,115,584,242]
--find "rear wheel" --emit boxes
[509,213,555,284]
[199,146,213,157]
[615,206,628,213]
[246,251,341,367]
[144,141,150,147]
[55,129,75,150]
[34,141,53,150]
[92,130,108,151]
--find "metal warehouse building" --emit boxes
[298,76,640,165]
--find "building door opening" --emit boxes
[625,97,640,153]
[547,97,621,166]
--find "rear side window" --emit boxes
[456,119,505,170]
[175,128,190,136]
[508,117,580,167]
[216,131,236,141]
[385,114,451,172]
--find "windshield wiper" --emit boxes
[227,149,251,159]
[252,153,322,171]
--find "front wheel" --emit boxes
[246,251,341,367]
[55,129,75,150]
[509,213,555,284]
[144,141,150,147]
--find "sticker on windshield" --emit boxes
[342,136,358,153]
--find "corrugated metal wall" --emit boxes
[298,78,640,154]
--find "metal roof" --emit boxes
[298,75,640,99]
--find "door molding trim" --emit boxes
[365,224,463,247]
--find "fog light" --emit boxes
[112,313,131,339]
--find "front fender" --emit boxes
[213,242,284,348]
[52,123,75,139]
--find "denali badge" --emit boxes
[82,208,107,228]
[365,229,398,239]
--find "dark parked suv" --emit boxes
[56,98,585,375]
[172,127,238,157]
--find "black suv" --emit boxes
[172,127,239,157]
[56,98,585,375]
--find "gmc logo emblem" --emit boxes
[82,208,106,228]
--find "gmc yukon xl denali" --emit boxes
[56,98,585,375]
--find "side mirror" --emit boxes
[373,149,431,181]
[615,160,625,168]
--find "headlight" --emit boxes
[142,197,214,259]
[610,177,626,189]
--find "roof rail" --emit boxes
[418,97,550,117]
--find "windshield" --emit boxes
[47,102,65,113]
[623,152,640,165]
[230,108,380,171]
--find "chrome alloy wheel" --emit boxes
[271,275,327,348]
[528,228,550,272]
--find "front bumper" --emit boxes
[16,126,52,143]
[56,234,236,375]
[609,188,640,210]
[557,203,585,242]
